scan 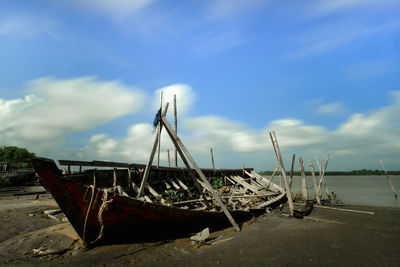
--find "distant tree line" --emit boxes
[259,169,400,176]
[0,146,35,170]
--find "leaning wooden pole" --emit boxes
[289,154,295,188]
[210,148,215,169]
[162,116,240,231]
[157,91,163,168]
[380,160,398,198]
[137,103,169,198]
[174,94,178,167]
[269,131,294,216]
[299,156,308,200]
[309,160,321,204]
[167,149,171,167]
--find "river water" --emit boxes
[287,175,400,208]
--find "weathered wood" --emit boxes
[266,163,280,190]
[162,115,240,231]
[167,149,171,167]
[230,176,260,194]
[174,94,178,167]
[210,148,215,169]
[289,154,295,188]
[256,192,286,208]
[127,169,132,191]
[299,157,308,199]
[58,159,251,174]
[137,103,169,198]
[269,131,294,215]
[380,159,398,198]
[131,181,152,203]
[157,91,163,168]
[314,205,374,215]
[176,178,188,190]
[113,168,117,188]
[309,160,321,204]
[246,170,284,193]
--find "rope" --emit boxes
[82,184,95,243]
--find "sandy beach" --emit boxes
[0,193,399,266]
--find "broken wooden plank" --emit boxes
[176,178,188,190]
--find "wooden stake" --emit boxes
[269,131,294,215]
[137,103,169,198]
[299,156,308,200]
[210,148,215,169]
[167,149,171,167]
[309,160,321,204]
[289,154,295,188]
[162,116,240,231]
[380,160,398,198]
[113,168,117,188]
[174,94,178,167]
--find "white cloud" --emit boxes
[153,84,196,116]
[0,76,145,153]
[81,89,400,170]
[316,102,347,116]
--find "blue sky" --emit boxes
[0,0,399,171]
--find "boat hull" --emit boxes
[31,157,255,245]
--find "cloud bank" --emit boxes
[1,77,399,171]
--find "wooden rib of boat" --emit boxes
[31,157,285,245]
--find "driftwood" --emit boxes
[380,160,398,198]
[289,154,295,188]
[299,157,308,200]
[269,131,294,215]
[309,160,321,205]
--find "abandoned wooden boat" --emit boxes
[31,157,286,245]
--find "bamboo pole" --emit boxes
[162,115,240,231]
[210,148,215,169]
[309,160,321,204]
[380,160,398,198]
[174,94,178,167]
[299,156,308,200]
[289,154,295,188]
[269,131,294,215]
[137,103,169,198]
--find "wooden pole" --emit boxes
[210,148,215,169]
[174,94,178,167]
[299,156,308,200]
[269,131,294,215]
[157,91,163,168]
[289,154,295,188]
[309,160,321,204]
[161,116,240,231]
[137,103,169,198]
[380,160,398,198]
[167,149,171,167]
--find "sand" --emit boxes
[0,195,399,266]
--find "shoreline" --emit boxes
[0,196,399,266]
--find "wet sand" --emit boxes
[0,195,399,266]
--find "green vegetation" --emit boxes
[211,177,223,189]
[0,176,11,185]
[259,169,400,176]
[0,146,35,170]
